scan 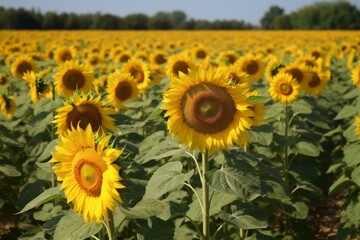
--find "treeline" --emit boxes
[0,7,254,30]
[1,1,360,30]
[261,1,360,29]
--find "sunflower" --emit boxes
[161,67,254,153]
[191,46,210,61]
[264,56,285,82]
[216,50,238,65]
[0,94,16,120]
[50,125,124,223]
[247,90,266,126]
[279,63,311,89]
[303,69,331,95]
[0,73,10,87]
[23,70,53,104]
[235,54,265,82]
[114,50,131,63]
[149,50,168,66]
[166,53,196,79]
[120,58,151,92]
[134,50,149,62]
[53,46,77,64]
[351,64,360,88]
[10,55,37,79]
[224,64,250,85]
[53,92,116,137]
[355,117,360,140]
[269,72,300,104]
[106,72,139,111]
[54,60,93,98]
[296,55,324,70]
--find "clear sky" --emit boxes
[0,0,359,25]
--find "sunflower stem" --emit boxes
[202,150,210,240]
[107,211,116,240]
[284,103,289,189]
[51,81,56,188]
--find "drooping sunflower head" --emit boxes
[166,53,196,79]
[23,70,53,104]
[264,56,285,82]
[106,72,139,111]
[53,46,77,64]
[303,68,331,95]
[247,90,266,127]
[355,117,360,140]
[269,72,300,104]
[235,54,265,82]
[53,92,116,137]
[120,58,151,92]
[351,64,360,88]
[50,125,124,223]
[0,73,10,87]
[10,55,38,80]
[0,94,16,120]
[54,60,93,98]
[161,67,254,153]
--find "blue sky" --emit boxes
[1,0,359,25]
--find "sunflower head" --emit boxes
[54,60,93,98]
[10,55,37,79]
[120,58,151,92]
[355,117,360,140]
[161,67,254,153]
[50,125,124,223]
[352,64,360,88]
[23,70,53,104]
[247,90,266,127]
[0,94,16,120]
[150,50,168,66]
[303,69,331,95]
[166,53,196,79]
[269,72,300,104]
[106,72,139,111]
[0,73,10,87]
[216,50,238,65]
[54,46,77,64]
[235,54,265,82]
[264,56,285,82]
[53,92,116,137]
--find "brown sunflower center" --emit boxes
[181,83,236,134]
[311,51,321,59]
[115,81,132,100]
[120,54,130,63]
[173,61,189,76]
[196,50,207,59]
[226,55,236,64]
[89,57,98,65]
[17,61,33,76]
[61,51,72,62]
[279,82,293,96]
[155,54,166,65]
[130,67,145,83]
[308,72,321,87]
[66,103,102,132]
[286,68,303,83]
[63,70,85,90]
[74,159,104,197]
[243,60,259,75]
[305,60,315,68]
[0,76,7,85]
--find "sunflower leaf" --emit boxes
[144,161,194,199]
[53,211,101,240]
[17,186,61,214]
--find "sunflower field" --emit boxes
[1,30,360,240]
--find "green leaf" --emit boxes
[42,214,65,231]
[334,105,357,120]
[248,124,273,146]
[144,161,194,199]
[206,166,261,201]
[17,186,61,214]
[219,203,268,229]
[329,175,353,196]
[344,144,360,167]
[0,164,21,177]
[248,95,270,103]
[187,188,237,221]
[282,200,309,219]
[53,211,101,240]
[351,166,360,187]
[138,217,175,240]
[291,99,312,115]
[120,198,171,221]
[295,141,320,157]
[37,140,58,162]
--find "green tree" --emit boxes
[124,13,149,30]
[260,6,284,29]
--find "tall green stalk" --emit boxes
[202,150,210,240]
[284,103,289,188]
